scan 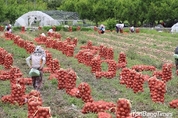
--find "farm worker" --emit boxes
[174,47,178,70]
[130,26,135,33]
[48,28,53,33]
[26,45,46,91]
[9,24,12,28]
[99,24,105,34]
[8,24,12,33]
[115,24,118,33]
[41,33,46,37]
[8,28,12,33]
[115,23,124,33]
[4,24,11,32]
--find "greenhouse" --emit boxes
[171,22,178,33]
[14,10,81,28]
[42,10,81,26]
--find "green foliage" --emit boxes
[55,25,63,31]
[57,0,178,27]
[105,18,116,30]
[47,0,63,10]
[12,26,21,31]
[0,0,6,22]
[72,26,77,31]
[0,0,177,28]
[81,27,92,31]
[3,0,47,24]
[57,0,76,12]
[62,26,69,32]
[43,26,52,31]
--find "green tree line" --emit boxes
[0,0,177,27]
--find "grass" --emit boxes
[0,29,178,118]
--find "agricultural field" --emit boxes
[0,28,178,118]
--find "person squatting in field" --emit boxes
[99,24,105,34]
[4,24,12,33]
[26,45,46,91]
[130,26,135,33]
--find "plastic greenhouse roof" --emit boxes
[42,10,79,20]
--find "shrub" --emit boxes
[12,26,21,31]
[55,25,62,31]
[43,26,52,31]
[72,26,77,31]
[106,18,116,30]
[81,27,92,31]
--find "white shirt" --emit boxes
[48,29,53,33]
[8,29,12,33]
[130,26,134,31]
[116,24,124,29]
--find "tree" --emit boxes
[58,0,77,12]
[46,0,63,10]
[59,0,113,26]
[118,0,143,26]
[4,0,47,24]
[0,0,7,23]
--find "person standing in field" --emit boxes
[174,47,178,70]
[174,47,178,76]
[26,45,46,91]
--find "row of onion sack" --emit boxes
[3,32,87,117]
[0,46,52,118]
[34,33,78,57]
[33,34,178,111]
[0,47,13,69]
[2,31,178,117]
[1,33,56,117]
[4,32,36,54]
[33,33,127,79]
[3,32,61,75]
[75,40,127,79]
[33,35,127,79]
[0,64,176,118]
[119,62,172,103]
[2,32,174,98]
[0,34,131,118]
[0,67,52,118]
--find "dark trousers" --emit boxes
[32,68,43,91]
[130,29,134,33]
[101,30,104,34]
[175,59,178,70]
[116,26,119,33]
